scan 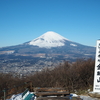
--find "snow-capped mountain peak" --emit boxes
[29,31,69,48]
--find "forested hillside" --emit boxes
[0,58,95,98]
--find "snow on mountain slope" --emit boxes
[29,31,69,48]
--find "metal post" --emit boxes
[3,89,6,100]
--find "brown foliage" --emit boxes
[0,58,95,98]
[0,73,26,98]
[29,58,95,92]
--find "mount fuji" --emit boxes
[0,31,95,60]
[28,31,69,48]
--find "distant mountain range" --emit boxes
[0,31,96,75]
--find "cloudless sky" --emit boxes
[0,0,100,47]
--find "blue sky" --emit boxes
[0,0,100,47]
